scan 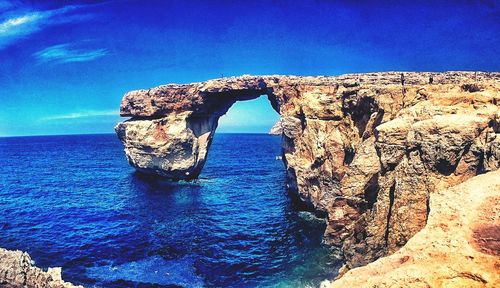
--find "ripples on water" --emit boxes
[0,134,340,287]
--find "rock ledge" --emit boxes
[322,170,500,288]
[0,248,81,288]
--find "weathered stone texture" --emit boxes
[268,118,283,135]
[322,169,500,288]
[0,248,82,288]
[116,72,500,276]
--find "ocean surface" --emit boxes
[0,133,340,287]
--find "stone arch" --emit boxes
[115,80,282,179]
[115,72,500,270]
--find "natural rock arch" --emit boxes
[116,72,500,269]
[116,78,282,180]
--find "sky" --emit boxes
[0,0,498,136]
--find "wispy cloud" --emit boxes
[0,3,94,49]
[34,43,108,63]
[41,110,117,121]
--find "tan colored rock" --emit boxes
[374,117,413,170]
[323,170,500,288]
[115,72,500,274]
[115,112,218,179]
[0,248,82,288]
[269,118,283,135]
[407,114,490,174]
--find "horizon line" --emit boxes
[0,131,276,138]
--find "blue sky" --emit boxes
[0,0,498,136]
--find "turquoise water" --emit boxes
[0,133,340,287]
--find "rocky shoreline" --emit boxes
[0,248,81,288]
[1,72,497,287]
[115,71,499,286]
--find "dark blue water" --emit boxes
[0,134,339,287]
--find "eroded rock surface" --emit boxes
[0,248,82,288]
[269,118,284,135]
[116,72,500,272]
[322,170,500,288]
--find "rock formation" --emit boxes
[116,72,499,279]
[0,248,82,288]
[269,118,284,135]
[322,169,500,288]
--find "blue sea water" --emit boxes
[0,133,340,287]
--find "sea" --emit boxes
[0,133,340,287]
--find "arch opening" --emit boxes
[216,95,280,134]
[190,96,336,287]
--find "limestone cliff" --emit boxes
[115,72,499,277]
[0,248,82,288]
[322,169,500,288]
[269,118,284,135]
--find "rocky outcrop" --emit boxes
[0,248,82,288]
[269,118,284,135]
[116,72,499,273]
[322,169,500,288]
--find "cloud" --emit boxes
[34,43,108,63]
[0,3,94,49]
[41,110,117,121]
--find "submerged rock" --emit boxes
[298,211,327,224]
[115,72,500,283]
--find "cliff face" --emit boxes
[322,169,500,288]
[115,72,500,271]
[0,248,82,288]
[269,118,284,135]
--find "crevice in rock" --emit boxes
[342,93,379,121]
[288,176,322,214]
[128,115,164,121]
[384,182,396,245]
[298,108,307,131]
[476,149,486,175]
[435,158,456,176]
[354,102,384,140]
[450,271,488,284]
[425,195,431,224]
[282,135,296,154]
[353,114,370,138]
[461,83,482,93]
[343,147,355,165]
[435,141,473,176]
[311,157,326,170]
[363,174,380,210]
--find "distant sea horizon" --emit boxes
[0,131,275,138]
